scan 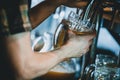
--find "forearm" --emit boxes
[5,30,95,79]
[29,1,59,28]
[5,32,66,79]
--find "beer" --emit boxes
[53,20,69,49]
[37,60,76,80]
[72,30,95,35]
[39,71,75,80]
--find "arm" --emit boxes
[5,31,95,80]
[2,0,94,79]
[5,32,64,79]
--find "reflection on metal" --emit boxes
[32,32,54,52]
[53,5,66,22]
[97,27,120,55]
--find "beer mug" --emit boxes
[67,11,95,35]
[31,16,79,80]
[95,54,117,67]
[51,20,79,80]
[50,10,96,80]
[94,67,120,80]
[94,54,120,80]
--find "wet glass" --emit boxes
[67,11,95,35]
[94,67,120,80]
[94,54,120,80]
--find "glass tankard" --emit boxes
[52,10,96,80]
[94,54,120,80]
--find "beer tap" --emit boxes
[79,0,103,79]
[82,0,95,21]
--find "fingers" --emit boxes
[83,40,93,54]
[82,31,96,40]
[87,33,96,40]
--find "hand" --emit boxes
[61,30,96,58]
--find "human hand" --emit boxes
[61,30,96,59]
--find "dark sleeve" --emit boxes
[0,0,32,37]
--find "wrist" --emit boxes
[50,48,67,62]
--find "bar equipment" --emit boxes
[94,54,120,80]
[81,0,120,80]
